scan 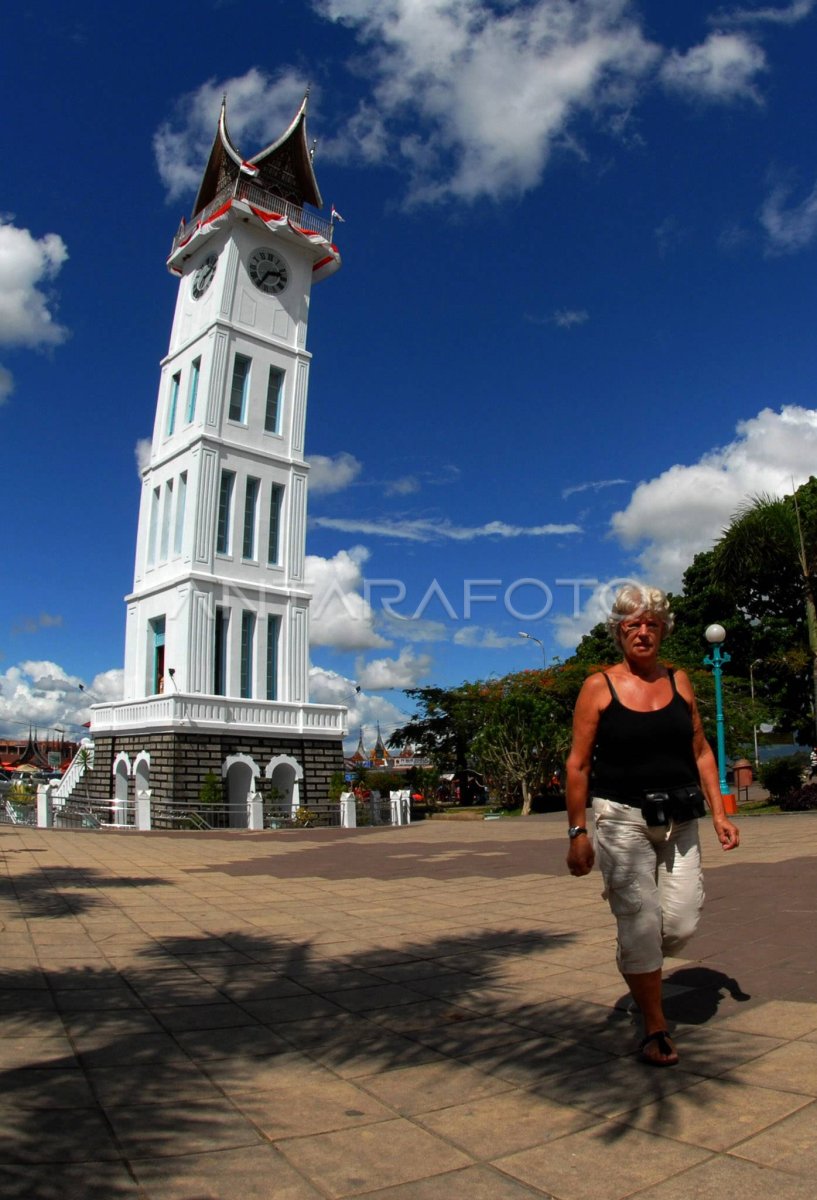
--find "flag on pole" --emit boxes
[330,205,346,223]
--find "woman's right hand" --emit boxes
[567,835,595,877]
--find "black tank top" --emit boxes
[590,670,699,798]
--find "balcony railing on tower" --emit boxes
[170,178,334,258]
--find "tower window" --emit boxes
[240,611,255,699]
[242,477,260,560]
[216,470,235,555]
[149,615,166,695]
[265,367,284,433]
[228,353,251,423]
[174,472,187,556]
[266,615,280,701]
[267,484,284,566]
[214,607,229,696]
[186,357,201,423]
[147,486,160,567]
[167,371,181,436]
[159,478,173,562]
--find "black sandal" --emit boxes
[639,1030,679,1067]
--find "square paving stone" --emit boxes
[716,999,817,1039]
[0,1103,123,1164]
[729,1101,817,1173]
[358,1059,513,1115]
[231,1077,395,1137]
[618,1076,811,1149]
[103,1098,263,1159]
[0,1160,141,1200]
[632,1153,817,1200]
[722,1040,817,1095]
[351,1164,551,1199]
[416,1087,600,1158]
[132,1143,326,1199]
[496,1122,711,1200]
[276,1118,472,1198]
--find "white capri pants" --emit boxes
[591,796,704,975]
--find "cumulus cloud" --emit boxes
[610,405,817,590]
[154,68,311,202]
[453,625,521,650]
[305,546,390,650]
[317,0,661,203]
[135,438,152,474]
[313,515,581,542]
[0,661,122,739]
[308,451,363,494]
[659,32,766,103]
[355,645,433,690]
[309,666,410,750]
[760,178,817,253]
[0,218,69,403]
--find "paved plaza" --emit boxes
[1,812,816,1200]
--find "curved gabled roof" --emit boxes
[249,94,322,210]
[191,94,322,220]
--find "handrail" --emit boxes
[170,180,333,257]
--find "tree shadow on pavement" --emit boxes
[0,921,765,1195]
[0,865,169,919]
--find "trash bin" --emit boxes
[733,759,752,789]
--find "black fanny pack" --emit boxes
[641,785,707,828]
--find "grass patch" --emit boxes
[738,799,782,816]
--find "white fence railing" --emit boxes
[90,694,345,736]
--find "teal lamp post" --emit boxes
[703,623,731,797]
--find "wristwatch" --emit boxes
[568,826,588,839]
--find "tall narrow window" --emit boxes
[147,486,160,567]
[265,366,284,433]
[186,357,201,423]
[240,611,255,699]
[159,478,173,562]
[167,371,181,435]
[216,470,235,555]
[228,353,251,422]
[267,484,284,565]
[173,472,187,555]
[214,607,229,696]
[149,616,166,695]
[242,477,260,560]
[266,615,280,701]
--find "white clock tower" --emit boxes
[89,96,347,819]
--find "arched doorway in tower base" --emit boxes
[266,755,303,817]
[222,754,260,829]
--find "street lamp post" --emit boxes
[749,658,762,775]
[518,631,546,668]
[703,623,735,810]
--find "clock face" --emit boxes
[248,248,289,295]
[191,253,217,300]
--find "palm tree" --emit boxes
[713,479,817,743]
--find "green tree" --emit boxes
[387,683,487,774]
[713,477,817,744]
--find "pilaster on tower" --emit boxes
[88,95,347,819]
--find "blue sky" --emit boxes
[3,0,817,749]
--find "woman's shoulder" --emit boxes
[578,670,614,703]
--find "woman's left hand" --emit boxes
[713,817,740,851]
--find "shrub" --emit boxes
[199,771,224,807]
[759,755,805,802]
[780,784,817,812]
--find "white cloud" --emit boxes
[659,32,766,103]
[453,625,521,649]
[551,578,636,650]
[714,1,816,26]
[562,477,628,499]
[355,645,433,690]
[384,475,420,496]
[0,365,13,405]
[308,451,363,494]
[377,613,449,643]
[305,546,390,650]
[309,666,411,750]
[552,308,589,329]
[135,438,152,474]
[154,68,311,202]
[610,405,817,590]
[0,661,122,740]
[760,178,817,253]
[317,0,661,203]
[313,515,581,542]
[0,218,69,402]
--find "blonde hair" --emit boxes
[606,583,674,648]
